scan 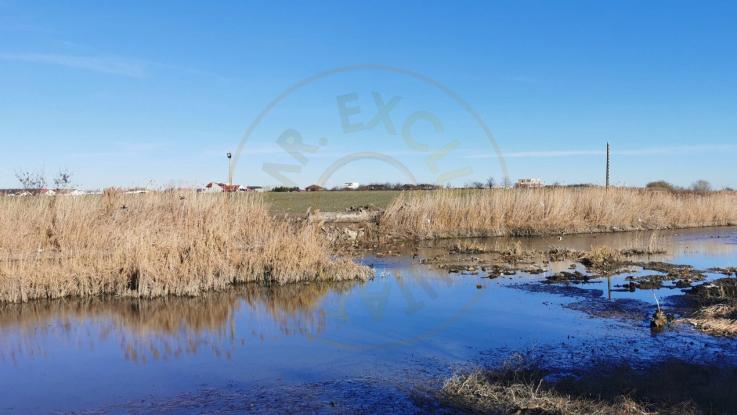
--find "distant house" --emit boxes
[204,182,241,193]
[0,189,25,196]
[305,184,326,192]
[344,182,359,190]
[1,188,89,196]
[244,186,265,193]
[515,178,544,189]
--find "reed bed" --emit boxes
[383,188,737,239]
[442,370,658,415]
[0,192,371,303]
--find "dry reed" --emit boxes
[0,192,371,303]
[687,303,737,337]
[442,370,660,415]
[383,188,737,239]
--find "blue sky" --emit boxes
[1,0,736,189]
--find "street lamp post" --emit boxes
[605,143,610,190]
[227,152,233,187]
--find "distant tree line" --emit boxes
[356,183,439,191]
[645,180,722,193]
[271,186,301,192]
[286,180,730,193]
[14,169,73,192]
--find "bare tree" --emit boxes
[15,170,46,191]
[691,180,712,193]
[53,169,73,190]
[486,177,496,189]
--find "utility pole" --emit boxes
[605,142,610,189]
[227,152,233,186]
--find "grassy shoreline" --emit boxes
[3,187,736,303]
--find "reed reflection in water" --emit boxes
[0,280,362,364]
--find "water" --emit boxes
[1,228,736,413]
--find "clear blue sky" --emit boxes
[1,0,736,189]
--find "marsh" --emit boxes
[2,227,736,413]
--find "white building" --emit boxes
[203,182,241,193]
[515,178,544,189]
[344,182,359,190]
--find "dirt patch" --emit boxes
[513,283,604,300]
[637,261,706,280]
[565,298,652,321]
[484,265,521,279]
[688,277,737,301]
[544,270,593,284]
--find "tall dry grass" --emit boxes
[442,370,660,415]
[0,192,371,303]
[383,188,737,238]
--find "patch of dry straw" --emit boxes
[0,192,371,303]
[384,188,737,239]
[687,303,737,336]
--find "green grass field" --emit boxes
[263,191,401,215]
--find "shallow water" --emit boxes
[1,227,736,413]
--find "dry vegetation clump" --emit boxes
[383,188,737,239]
[686,303,737,337]
[442,370,658,415]
[449,241,489,255]
[579,246,624,270]
[441,356,730,415]
[0,193,371,303]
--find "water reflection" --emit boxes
[243,281,358,337]
[0,281,361,364]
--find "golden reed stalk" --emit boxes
[0,191,371,303]
[383,188,737,238]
